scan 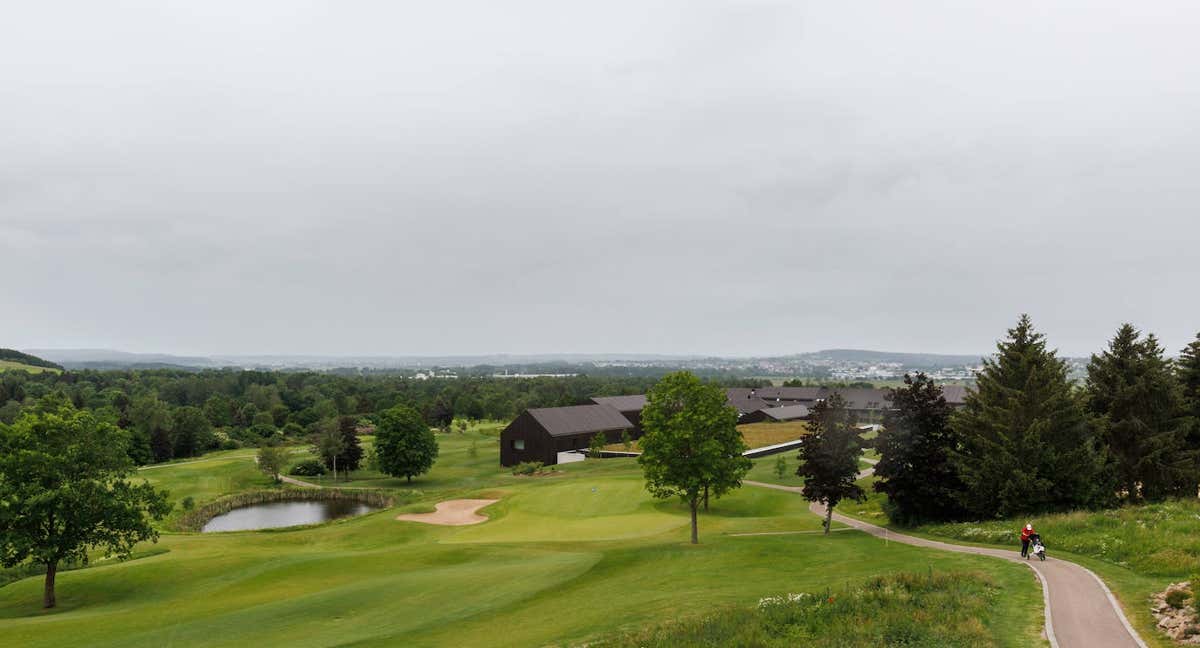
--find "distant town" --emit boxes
[24,347,1098,383]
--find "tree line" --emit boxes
[0,370,663,465]
[873,315,1200,524]
[633,316,1200,545]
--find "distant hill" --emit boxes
[0,349,64,373]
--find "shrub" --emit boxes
[290,459,327,476]
[1167,589,1190,609]
[511,461,544,476]
[180,496,195,511]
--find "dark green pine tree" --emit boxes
[1087,325,1196,500]
[1180,332,1200,419]
[797,393,865,534]
[1180,333,1200,476]
[874,373,966,524]
[951,315,1109,518]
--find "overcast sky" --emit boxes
[2,1,1199,358]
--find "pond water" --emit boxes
[201,499,379,532]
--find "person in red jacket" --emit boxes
[1020,523,1036,558]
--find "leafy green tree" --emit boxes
[589,431,608,458]
[0,404,171,608]
[203,394,234,427]
[150,427,174,463]
[621,428,633,451]
[310,420,346,480]
[236,402,259,428]
[375,405,439,483]
[335,415,364,477]
[773,454,788,480]
[1086,324,1195,500]
[638,371,750,544]
[0,400,21,425]
[129,395,171,465]
[797,394,864,534]
[874,373,965,524]
[171,406,213,458]
[425,396,454,428]
[257,445,286,483]
[952,315,1109,518]
[252,410,276,428]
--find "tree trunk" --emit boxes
[43,561,57,609]
[332,456,338,482]
[407,474,412,484]
[690,496,699,544]
[703,485,709,511]
[824,501,834,535]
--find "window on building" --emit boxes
[512,439,525,450]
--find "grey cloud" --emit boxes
[2,1,1199,357]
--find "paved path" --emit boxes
[745,461,1145,648]
[279,474,322,488]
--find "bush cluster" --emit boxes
[289,459,327,476]
[511,461,545,476]
[1167,588,1191,609]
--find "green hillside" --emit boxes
[0,349,63,373]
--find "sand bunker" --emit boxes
[395,499,498,526]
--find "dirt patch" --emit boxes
[395,499,499,526]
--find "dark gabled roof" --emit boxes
[752,386,824,402]
[817,388,891,411]
[761,404,810,421]
[725,389,774,414]
[527,404,633,437]
[590,394,648,413]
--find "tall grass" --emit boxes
[592,571,1001,648]
[176,488,403,531]
[921,498,1200,577]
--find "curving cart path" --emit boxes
[746,461,1146,648]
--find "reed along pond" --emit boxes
[201,498,380,532]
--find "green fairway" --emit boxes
[0,359,59,374]
[0,436,1047,648]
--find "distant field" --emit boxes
[607,421,809,453]
[0,359,60,374]
[737,421,809,449]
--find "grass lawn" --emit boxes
[596,571,1028,647]
[0,437,1048,648]
[0,359,59,374]
[738,421,809,449]
[295,431,506,493]
[137,448,305,527]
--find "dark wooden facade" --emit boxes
[500,407,634,467]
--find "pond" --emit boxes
[201,499,380,532]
